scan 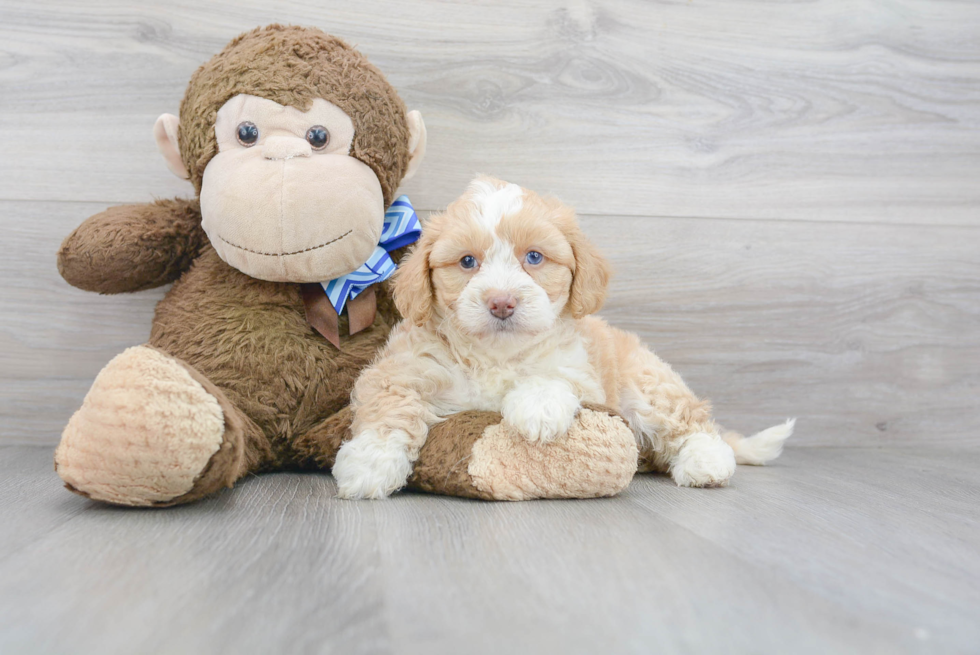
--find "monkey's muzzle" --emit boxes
[200,149,385,283]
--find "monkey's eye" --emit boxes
[236,122,259,147]
[460,255,479,270]
[525,251,544,266]
[306,125,330,150]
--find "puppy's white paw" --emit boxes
[333,429,413,499]
[670,432,737,488]
[502,379,580,444]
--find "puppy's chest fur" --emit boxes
[428,325,607,416]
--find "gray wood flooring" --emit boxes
[1,444,977,655]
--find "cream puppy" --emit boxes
[333,176,794,499]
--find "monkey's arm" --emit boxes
[57,198,207,294]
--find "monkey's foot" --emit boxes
[55,346,238,506]
[409,405,638,501]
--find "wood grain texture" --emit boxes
[628,447,980,650]
[0,447,391,655]
[586,214,980,448]
[1,444,977,654]
[3,200,977,446]
[0,1,978,223]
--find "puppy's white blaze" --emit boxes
[468,179,524,231]
[722,419,796,465]
[484,237,517,266]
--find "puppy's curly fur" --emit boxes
[334,177,794,499]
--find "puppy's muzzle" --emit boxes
[487,293,517,319]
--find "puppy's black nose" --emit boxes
[487,294,517,319]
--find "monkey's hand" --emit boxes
[58,198,207,294]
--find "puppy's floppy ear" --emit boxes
[558,206,611,318]
[393,226,437,326]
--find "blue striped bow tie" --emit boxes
[317,195,421,315]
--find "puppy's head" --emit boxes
[393,176,610,338]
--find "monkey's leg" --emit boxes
[295,406,637,501]
[410,406,638,501]
[291,407,355,471]
[55,345,271,506]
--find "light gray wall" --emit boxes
[1,0,978,446]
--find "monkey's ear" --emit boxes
[153,113,190,180]
[403,110,427,181]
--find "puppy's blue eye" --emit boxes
[460,255,478,269]
[236,121,259,146]
[525,251,543,265]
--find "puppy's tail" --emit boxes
[721,419,795,465]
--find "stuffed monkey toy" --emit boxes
[54,25,637,506]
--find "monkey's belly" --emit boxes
[148,247,395,443]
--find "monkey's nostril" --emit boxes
[487,295,517,319]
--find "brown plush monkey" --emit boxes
[53,25,637,506]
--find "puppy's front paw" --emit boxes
[333,429,413,499]
[670,432,737,488]
[502,379,580,444]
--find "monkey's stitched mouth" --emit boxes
[217,230,353,257]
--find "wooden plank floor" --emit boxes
[1,445,977,654]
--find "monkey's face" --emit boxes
[198,94,386,283]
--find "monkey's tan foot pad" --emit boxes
[55,346,226,506]
[409,406,638,501]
